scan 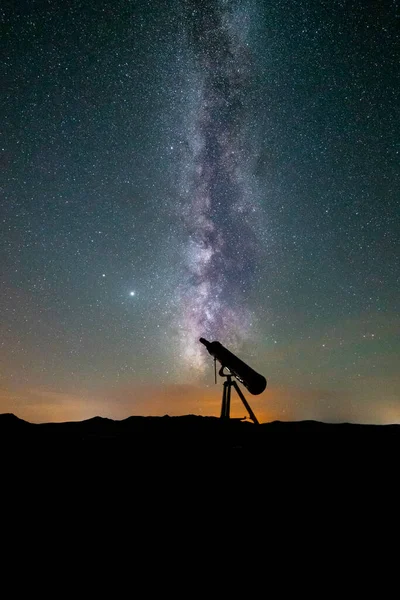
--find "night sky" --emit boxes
[2,0,399,424]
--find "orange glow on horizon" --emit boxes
[1,382,399,425]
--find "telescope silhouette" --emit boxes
[199,338,267,396]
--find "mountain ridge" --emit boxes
[1,413,398,491]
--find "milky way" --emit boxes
[175,0,264,370]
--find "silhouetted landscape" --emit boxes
[2,412,398,464]
[2,412,399,516]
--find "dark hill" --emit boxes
[1,413,398,455]
[1,414,398,505]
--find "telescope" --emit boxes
[199,338,267,424]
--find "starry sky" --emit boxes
[1,0,399,424]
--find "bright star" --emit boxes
[129,291,135,296]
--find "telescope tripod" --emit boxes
[218,364,259,425]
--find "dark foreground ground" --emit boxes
[1,413,398,534]
[2,411,399,446]
[2,412,398,474]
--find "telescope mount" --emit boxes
[218,364,259,425]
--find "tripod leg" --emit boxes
[220,381,228,419]
[232,381,259,424]
[226,382,231,419]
